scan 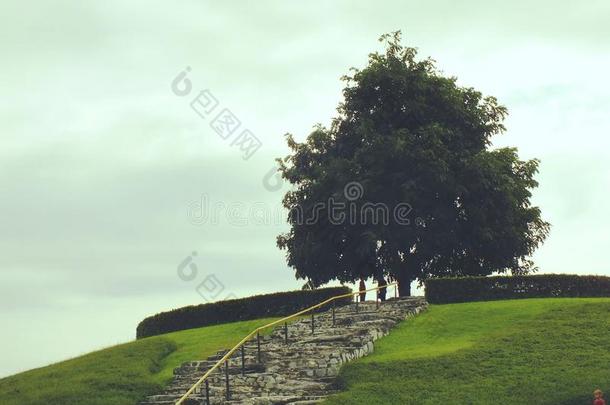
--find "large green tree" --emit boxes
[277,32,550,296]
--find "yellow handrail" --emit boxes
[175,282,399,404]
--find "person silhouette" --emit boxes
[359,279,366,302]
[377,276,387,302]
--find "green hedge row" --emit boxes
[136,286,352,339]
[425,274,610,304]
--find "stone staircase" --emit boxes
[140,296,428,405]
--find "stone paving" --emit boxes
[140,296,428,405]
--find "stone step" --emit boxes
[140,297,428,405]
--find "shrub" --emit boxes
[136,286,352,339]
[425,274,610,304]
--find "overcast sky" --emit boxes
[1,0,609,378]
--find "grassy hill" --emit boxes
[2,298,609,405]
[326,298,610,405]
[0,317,279,405]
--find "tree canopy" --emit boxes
[277,32,550,295]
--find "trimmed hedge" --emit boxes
[425,274,610,304]
[136,286,352,339]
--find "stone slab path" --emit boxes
[141,296,428,405]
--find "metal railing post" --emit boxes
[256,331,261,363]
[224,360,230,400]
[205,379,210,405]
[376,290,379,309]
[356,297,359,313]
[284,322,288,344]
[332,301,336,327]
[241,345,245,376]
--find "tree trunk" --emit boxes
[398,280,411,297]
[393,272,412,297]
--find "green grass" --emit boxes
[326,298,610,405]
[4,299,609,405]
[0,317,279,405]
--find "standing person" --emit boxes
[359,279,366,302]
[594,389,606,405]
[377,276,387,302]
